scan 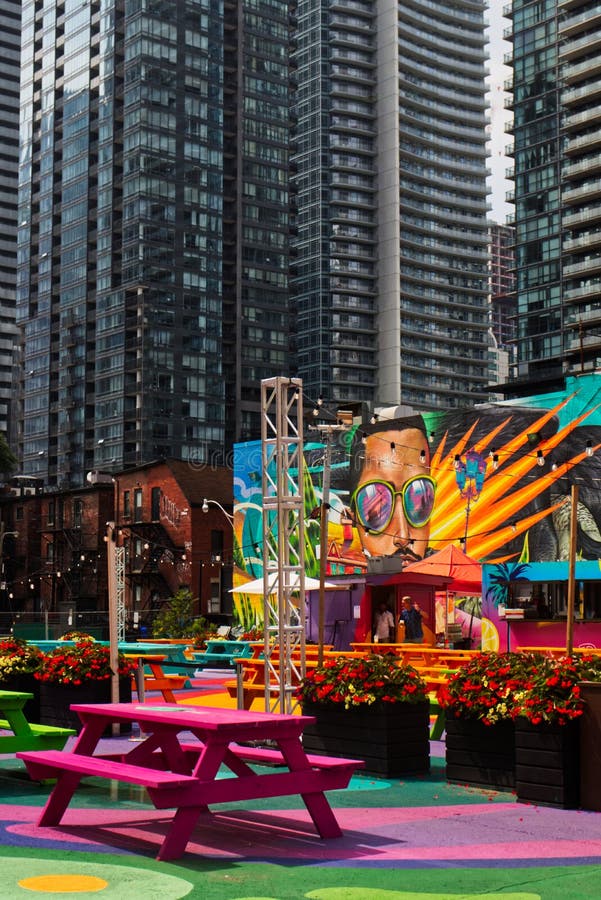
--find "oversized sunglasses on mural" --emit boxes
[352,476,436,533]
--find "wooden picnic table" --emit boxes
[0,690,74,753]
[123,653,188,703]
[516,646,601,657]
[17,701,363,860]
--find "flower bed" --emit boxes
[438,651,601,801]
[34,641,136,686]
[296,654,430,775]
[295,653,428,709]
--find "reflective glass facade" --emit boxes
[17,0,293,486]
[506,0,601,389]
[506,0,563,387]
[559,0,601,372]
[0,0,20,437]
[292,0,490,410]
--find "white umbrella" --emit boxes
[230,574,336,594]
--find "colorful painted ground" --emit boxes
[1,679,601,899]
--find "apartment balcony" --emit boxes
[559,29,601,62]
[563,178,601,203]
[563,229,601,252]
[564,128,601,159]
[563,106,601,131]
[563,79,601,110]
[565,307,601,328]
[563,281,601,303]
[560,4,601,40]
[562,54,601,86]
[563,256,601,278]
[563,203,601,228]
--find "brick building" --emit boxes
[0,460,233,635]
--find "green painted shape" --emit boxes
[305,890,541,900]
[1,856,193,898]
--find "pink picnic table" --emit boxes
[17,702,363,860]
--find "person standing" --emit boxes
[400,595,424,643]
[373,601,395,642]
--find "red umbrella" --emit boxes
[402,544,481,594]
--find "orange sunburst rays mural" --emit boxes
[428,395,601,560]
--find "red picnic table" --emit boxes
[17,702,363,860]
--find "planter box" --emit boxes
[0,673,41,724]
[579,682,601,811]
[301,701,430,776]
[445,716,515,790]
[515,717,579,809]
[39,678,132,734]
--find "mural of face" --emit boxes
[352,427,434,561]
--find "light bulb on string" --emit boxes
[536,450,545,467]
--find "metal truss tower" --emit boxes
[261,377,306,713]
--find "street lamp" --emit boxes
[453,450,487,551]
[202,497,234,523]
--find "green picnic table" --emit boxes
[0,690,75,754]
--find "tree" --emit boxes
[151,587,212,638]
[0,432,16,476]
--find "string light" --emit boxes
[536,450,545,467]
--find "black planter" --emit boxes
[445,716,515,790]
[579,682,601,811]
[38,678,132,734]
[515,717,580,809]
[301,701,430,776]
[0,673,41,724]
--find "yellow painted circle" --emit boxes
[480,617,500,652]
[18,874,108,893]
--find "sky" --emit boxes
[486,4,512,224]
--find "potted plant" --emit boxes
[58,630,96,642]
[35,641,137,732]
[438,652,535,790]
[0,637,44,723]
[511,652,601,808]
[295,653,430,775]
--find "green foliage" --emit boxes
[0,432,16,475]
[0,637,43,679]
[151,587,214,639]
[439,651,601,726]
[296,653,428,709]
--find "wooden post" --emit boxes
[318,434,332,667]
[566,484,578,655]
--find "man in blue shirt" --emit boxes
[400,595,424,643]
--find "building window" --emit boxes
[134,488,143,522]
[211,529,224,560]
[151,487,161,521]
[47,499,55,525]
[73,499,83,528]
[123,490,131,517]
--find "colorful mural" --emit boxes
[232,373,601,645]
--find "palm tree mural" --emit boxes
[485,561,531,609]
